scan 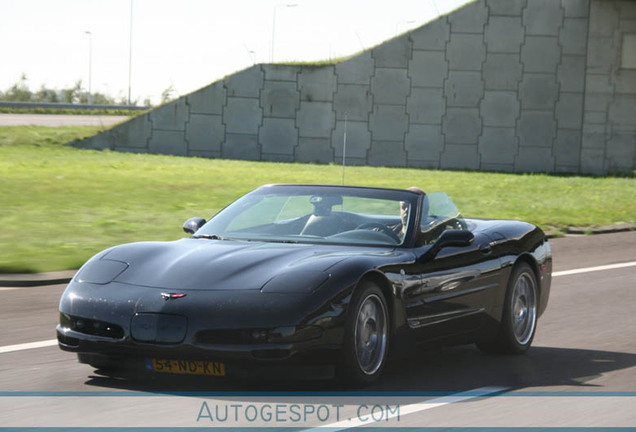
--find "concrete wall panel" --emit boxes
[114,114,151,149]
[515,147,554,172]
[562,0,590,18]
[447,34,486,70]
[260,81,300,118]
[521,36,561,73]
[409,51,448,87]
[332,120,371,160]
[606,134,636,170]
[609,96,636,131]
[372,36,412,68]
[299,67,336,102]
[296,138,334,164]
[372,68,410,105]
[556,93,584,129]
[369,105,408,141]
[407,88,445,124]
[296,102,335,138]
[483,54,522,90]
[186,114,224,153]
[335,52,374,85]
[481,91,520,127]
[411,18,449,50]
[222,134,260,160]
[187,83,225,115]
[445,71,484,107]
[225,67,263,98]
[449,1,488,33]
[405,124,444,162]
[560,18,589,55]
[441,144,480,170]
[368,141,407,167]
[262,65,299,81]
[520,74,559,110]
[486,0,526,16]
[148,130,187,156]
[334,84,373,121]
[259,118,297,156]
[558,55,586,92]
[443,108,482,144]
[554,129,582,169]
[224,98,262,134]
[485,17,524,53]
[518,111,557,147]
[479,127,518,165]
[523,0,564,36]
[150,99,188,131]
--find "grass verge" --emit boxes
[1,125,635,273]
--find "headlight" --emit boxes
[261,271,330,293]
[75,259,128,284]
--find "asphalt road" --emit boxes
[1,232,635,429]
[0,113,129,127]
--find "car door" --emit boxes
[399,193,503,339]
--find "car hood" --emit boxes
[98,238,371,291]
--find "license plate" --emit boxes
[147,359,225,376]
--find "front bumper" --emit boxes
[57,276,349,380]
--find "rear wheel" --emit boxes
[340,282,389,385]
[477,262,538,354]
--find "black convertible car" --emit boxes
[58,184,552,384]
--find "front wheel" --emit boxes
[340,282,389,385]
[477,262,538,354]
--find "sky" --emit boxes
[0,0,469,105]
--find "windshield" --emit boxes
[195,185,419,246]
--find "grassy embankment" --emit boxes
[1,125,634,273]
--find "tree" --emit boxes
[161,85,176,104]
[61,80,82,104]
[35,85,59,103]
[3,74,32,101]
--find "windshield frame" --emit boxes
[195,184,425,248]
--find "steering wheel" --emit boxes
[355,222,401,243]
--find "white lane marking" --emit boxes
[553,261,636,277]
[0,339,58,354]
[302,386,507,431]
[0,287,19,291]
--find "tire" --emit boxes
[477,262,538,355]
[340,281,390,385]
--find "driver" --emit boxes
[389,186,426,237]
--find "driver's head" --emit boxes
[400,186,426,225]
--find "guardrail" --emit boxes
[0,101,150,111]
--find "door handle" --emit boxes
[479,243,493,255]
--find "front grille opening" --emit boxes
[60,313,124,339]
[252,349,291,360]
[57,333,79,347]
[195,329,262,345]
[195,326,322,346]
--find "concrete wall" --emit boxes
[74,0,636,175]
[582,0,636,174]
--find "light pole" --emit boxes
[84,31,92,104]
[128,0,134,105]
[271,3,297,63]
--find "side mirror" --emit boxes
[419,229,474,262]
[183,217,206,234]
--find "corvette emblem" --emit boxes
[161,292,187,301]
